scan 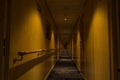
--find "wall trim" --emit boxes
[76,65,87,80]
[44,61,56,80]
[73,59,87,80]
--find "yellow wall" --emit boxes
[93,1,110,80]
[72,21,81,70]
[72,0,110,80]
[9,0,57,80]
[83,0,110,80]
[71,39,74,59]
[49,31,55,49]
[72,31,77,61]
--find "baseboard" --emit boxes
[44,62,56,80]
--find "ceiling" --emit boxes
[45,0,85,45]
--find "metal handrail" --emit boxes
[13,49,56,64]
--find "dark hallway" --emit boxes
[47,59,84,80]
[47,50,84,80]
[0,0,120,80]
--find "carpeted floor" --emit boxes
[47,50,84,80]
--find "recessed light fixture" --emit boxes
[64,18,68,21]
[64,14,70,22]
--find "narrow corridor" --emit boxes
[47,50,84,80]
[0,0,119,80]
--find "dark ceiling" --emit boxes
[45,0,85,45]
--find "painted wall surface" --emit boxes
[72,31,77,62]
[71,39,74,60]
[83,21,95,80]
[72,0,110,80]
[93,1,110,80]
[72,18,86,73]
[56,37,60,59]
[72,22,81,71]
[76,31,81,70]
[9,0,57,80]
[83,0,110,80]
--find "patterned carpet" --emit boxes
[47,50,84,80]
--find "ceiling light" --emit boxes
[64,18,68,21]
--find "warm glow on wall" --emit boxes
[77,31,80,48]
[72,38,74,59]
[23,9,46,49]
[76,30,81,68]
[49,31,55,49]
[10,0,57,80]
[92,5,107,31]
[89,3,109,80]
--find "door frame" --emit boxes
[4,0,11,79]
[0,0,6,80]
[108,0,119,79]
[0,0,10,80]
[116,0,120,79]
